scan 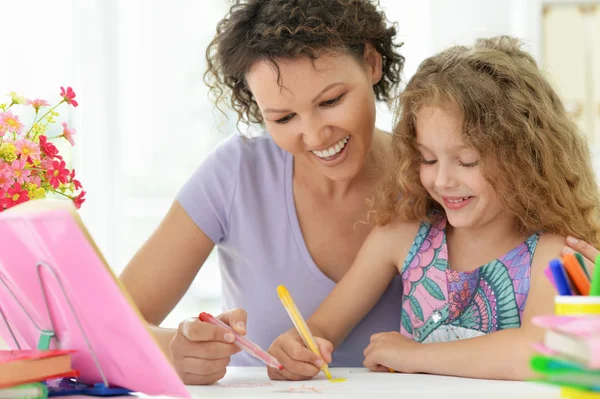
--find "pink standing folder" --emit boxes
[0,200,189,398]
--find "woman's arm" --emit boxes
[120,201,248,385]
[364,233,562,380]
[120,200,214,327]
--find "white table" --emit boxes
[131,367,563,399]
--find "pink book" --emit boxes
[0,200,189,398]
[532,315,600,369]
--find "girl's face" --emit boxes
[416,106,504,229]
[245,49,382,182]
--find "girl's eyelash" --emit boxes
[420,159,478,167]
[273,94,345,124]
[275,113,296,124]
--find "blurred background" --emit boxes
[0,0,598,329]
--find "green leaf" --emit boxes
[433,259,447,271]
[423,277,445,301]
[401,310,413,334]
[409,296,424,321]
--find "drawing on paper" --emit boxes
[221,382,274,388]
[274,384,327,393]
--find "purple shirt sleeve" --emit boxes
[175,135,241,244]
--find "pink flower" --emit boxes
[14,139,41,162]
[29,174,41,187]
[0,110,24,135]
[70,169,82,190]
[46,159,69,189]
[61,122,76,146]
[60,86,78,107]
[0,189,7,210]
[73,191,86,209]
[10,159,31,185]
[41,158,54,170]
[5,183,29,208]
[26,98,50,111]
[0,168,12,191]
[39,135,60,158]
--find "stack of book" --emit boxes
[530,315,600,399]
[532,251,600,398]
[0,349,77,399]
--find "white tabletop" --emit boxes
[138,367,562,399]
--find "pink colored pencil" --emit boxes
[544,266,557,291]
[199,312,284,370]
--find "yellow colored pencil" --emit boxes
[277,285,333,380]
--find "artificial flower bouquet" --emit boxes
[0,87,85,212]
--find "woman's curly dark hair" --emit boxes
[204,0,404,127]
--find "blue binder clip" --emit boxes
[47,378,132,397]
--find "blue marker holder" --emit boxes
[0,261,133,397]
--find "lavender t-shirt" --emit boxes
[176,133,403,366]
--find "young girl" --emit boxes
[267,36,600,381]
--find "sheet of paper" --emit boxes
[178,367,561,399]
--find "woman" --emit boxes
[120,0,404,385]
[119,0,591,385]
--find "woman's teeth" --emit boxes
[312,136,349,159]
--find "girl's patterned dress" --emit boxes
[400,218,539,343]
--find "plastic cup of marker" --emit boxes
[554,295,600,316]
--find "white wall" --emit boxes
[374,0,544,131]
[4,0,594,329]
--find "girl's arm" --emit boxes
[267,220,420,381]
[364,233,564,380]
[308,220,421,348]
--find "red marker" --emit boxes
[198,312,284,371]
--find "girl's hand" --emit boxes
[363,331,421,373]
[267,330,333,381]
[564,236,599,270]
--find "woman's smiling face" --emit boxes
[245,48,382,181]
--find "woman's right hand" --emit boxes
[267,329,333,381]
[564,236,599,271]
[169,308,247,385]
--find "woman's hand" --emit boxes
[267,329,333,381]
[363,331,421,374]
[564,236,599,270]
[169,308,247,385]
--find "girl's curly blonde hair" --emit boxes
[371,36,600,248]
